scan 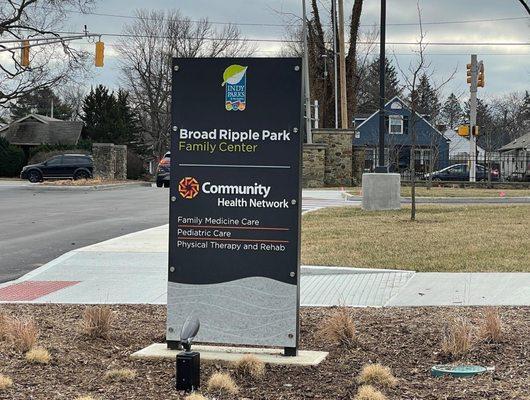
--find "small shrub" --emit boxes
[318,306,357,346]
[0,374,13,390]
[25,346,51,364]
[441,317,473,359]
[5,316,38,352]
[206,372,238,395]
[354,385,387,400]
[357,364,397,388]
[0,137,25,177]
[480,308,502,343]
[184,393,207,400]
[234,354,265,379]
[81,306,114,339]
[104,368,137,382]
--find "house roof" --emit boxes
[355,96,448,141]
[0,114,83,146]
[498,132,530,152]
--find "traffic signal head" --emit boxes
[477,62,485,88]
[457,125,469,137]
[95,41,104,67]
[21,40,30,67]
[466,63,472,84]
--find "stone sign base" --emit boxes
[131,343,328,366]
[362,173,401,211]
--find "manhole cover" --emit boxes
[431,365,487,378]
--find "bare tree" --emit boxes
[116,9,254,159]
[395,2,455,220]
[0,0,94,108]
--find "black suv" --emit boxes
[21,154,94,183]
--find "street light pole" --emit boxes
[332,0,339,129]
[302,0,312,143]
[376,0,387,171]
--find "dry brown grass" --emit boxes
[442,317,474,359]
[233,355,266,379]
[302,205,530,272]
[104,368,137,382]
[184,393,208,400]
[206,372,238,395]
[4,316,38,352]
[43,178,128,186]
[81,306,114,339]
[480,308,503,343]
[357,364,397,388]
[353,385,388,400]
[25,346,51,364]
[0,374,13,390]
[74,397,96,400]
[0,311,8,340]
[318,306,357,346]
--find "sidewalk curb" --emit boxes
[21,182,153,191]
[302,265,414,275]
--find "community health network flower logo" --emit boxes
[178,177,200,199]
[222,64,247,111]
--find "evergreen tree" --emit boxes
[441,93,463,129]
[357,57,402,115]
[10,87,73,120]
[81,85,140,147]
[414,74,441,122]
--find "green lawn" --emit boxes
[302,205,530,272]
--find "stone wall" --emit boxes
[114,145,127,180]
[312,129,355,187]
[92,143,127,180]
[352,146,366,185]
[302,144,326,188]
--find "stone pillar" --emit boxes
[302,143,327,188]
[92,143,116,180]
[312,129,355,187]
[114,145,127,180]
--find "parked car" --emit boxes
[426,163,499,181]
[20,154,93,183]
[156,152,170,187]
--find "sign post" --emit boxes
[167,58,302,355]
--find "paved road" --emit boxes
[0,182,169,283]
[0,184,350,283]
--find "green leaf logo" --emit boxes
[222,65,248,86]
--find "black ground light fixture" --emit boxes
[176,316,201,392]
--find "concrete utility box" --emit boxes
[362,173,401,211]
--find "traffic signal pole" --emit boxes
[469,55,478,182]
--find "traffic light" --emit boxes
[477,62,485,88]
[95,41,104,67]
[21,40,30,67]
[466,63,472,85]
[472,126,480,136]
[458,125,469,137]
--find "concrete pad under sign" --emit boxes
[131,343,328,366]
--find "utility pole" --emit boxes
[302,0,312,143]
[376,0,387,171]
[467,54,479,182]
[337,0,348,129]
[331,0,339,129]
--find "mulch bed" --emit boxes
[0,305,528,399]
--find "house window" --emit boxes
[389,115,403,134]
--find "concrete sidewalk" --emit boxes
[1,223,528,306]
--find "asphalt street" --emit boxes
[0,182,169,283]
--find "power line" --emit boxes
[38,6,530,28]
[52,30,530,46]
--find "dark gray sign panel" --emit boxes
[167,58,302,351]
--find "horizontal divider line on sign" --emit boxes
[178,224,290,231]
[177,237,290,244]
[178,163,291,169]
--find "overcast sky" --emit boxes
[64,0,529,102]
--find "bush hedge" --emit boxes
[0,137,25,177]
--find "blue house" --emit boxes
[354,96,450,174]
